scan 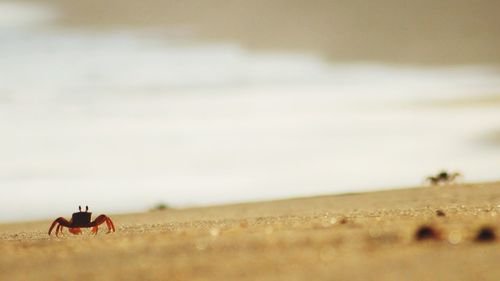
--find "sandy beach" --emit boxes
[1,182,500,280]
[2,1,500,279]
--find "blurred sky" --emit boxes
[1,1,500,222]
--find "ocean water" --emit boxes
[1,2,500,222]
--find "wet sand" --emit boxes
[17,0,500,65]
[430,95,500,108]
[1,182,500,280]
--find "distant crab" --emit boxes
[48,206,115,236]
[426,170,462,186]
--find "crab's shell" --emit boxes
[71,212,92,227]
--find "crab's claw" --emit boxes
[68,227,82,235]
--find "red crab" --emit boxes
[48,206,115,236]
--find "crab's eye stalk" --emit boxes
[79,205,82,212]
[85,206,89,212]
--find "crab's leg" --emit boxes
[104,218,111,230]
[48,217,71,236]
[56,224,62,236]
[90,215,115,234]
[104,217,115,233]
[48,220,59,235]
[106,217,116,232]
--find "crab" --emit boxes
[48,206,115,236]
[426,170,462,186]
